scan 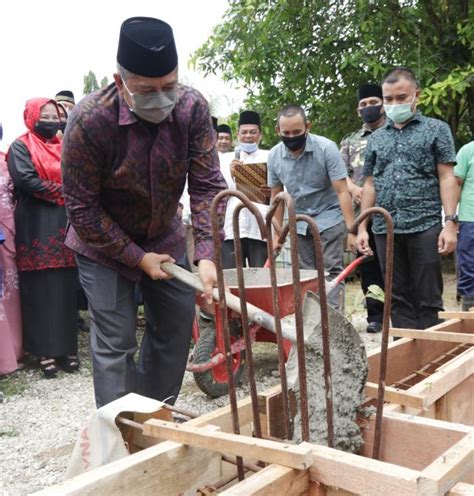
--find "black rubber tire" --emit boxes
[193,319,245,398]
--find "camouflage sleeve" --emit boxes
[339,137,353,178]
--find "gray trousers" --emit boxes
[298,221,346,310]
[76,255,195,408]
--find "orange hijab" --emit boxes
[16,98,62,184]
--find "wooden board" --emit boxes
[142,419,313,470]
[360,411,471,471]
[440,311,474,320]
[366,319,471,385]
[219,464,309,495]
[390,328,474,344]
[33,439,221,496]
[421,432,474,495]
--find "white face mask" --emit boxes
[122,78,178,124]
[239,141,258,154]
[383,93,417,124]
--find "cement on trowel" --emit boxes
[285,291,368,453]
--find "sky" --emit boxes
[0,0,245,150]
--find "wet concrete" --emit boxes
[286,292,368,452]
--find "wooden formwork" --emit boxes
[364,311,474,425]
[37,385,474,496]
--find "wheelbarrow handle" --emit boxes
[325,255,369,293]
[161,262,305,343]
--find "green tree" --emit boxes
[83,70,99,95]
[100,76,109,88]
[193,0,473,147]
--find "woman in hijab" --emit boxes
[7,98,78,378]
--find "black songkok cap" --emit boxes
[55,90,75,104]
[117,17,178,78]
[212,116,218,131]
[238,110,261,128]
[216,124,232,135]
[358,84,383,102]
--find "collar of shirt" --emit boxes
[386,110,423,130]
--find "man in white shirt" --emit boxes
[216,124,233,155]
[220,111,269,268]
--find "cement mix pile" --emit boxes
[286,292,368,452]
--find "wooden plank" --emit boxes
[187,395,254,432]
[448,482,474,495]
[421,433,474,495]
[364,382,426,408]
[440,311,474,320]
[360,411,471,471]
[32,440,221,495]
[436,375,474,426]
[307,442,428,496]
[367,319,467,385]
[219,464,309,495]
[143,420,313,470]
[408,350,474,407]
[390,328,474,344]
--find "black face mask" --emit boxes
[58,122,67,133]
[280,133,307,151]
[34,120,60,140]
[359,105,383,124]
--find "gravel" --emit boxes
[0,308,381,495]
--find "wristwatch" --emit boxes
[444,214,459,224]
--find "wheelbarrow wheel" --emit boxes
[193,319,246,398]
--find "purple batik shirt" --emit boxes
[61,83,226,281]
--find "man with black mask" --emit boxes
[340,84,386,333]
[268,105,356,310]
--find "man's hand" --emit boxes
[351,185,363,205]
[347,232,358,253]
[230,159,243,178]
[138,253,175,280]
[357,228,373,256]
[438,223,457,255]
[198,259,218,304]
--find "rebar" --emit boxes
[349,207,394,460]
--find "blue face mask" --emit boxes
[239,141,258,154]
[384,94,416,124]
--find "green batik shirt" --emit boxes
[363,111,456,235]
[340,126,374,186]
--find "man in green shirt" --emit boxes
[454,141,474,311]
[358,67,458,330]
[340,84,386,332]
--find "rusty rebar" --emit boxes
[269,192,310,442]
[262,198,292,440]
[349,207,393,460]
[211,189,245,480]
[232,198,267,440]
[296,214,334,448]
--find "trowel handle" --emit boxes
[161,262,297,343]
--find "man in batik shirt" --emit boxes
[62,17,227,407]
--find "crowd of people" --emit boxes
[0,16,472,411]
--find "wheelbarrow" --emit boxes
[162,255,368,398]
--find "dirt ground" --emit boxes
[0,264,460,495]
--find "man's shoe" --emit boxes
[367,321,382,333]
[461,296,474,312]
